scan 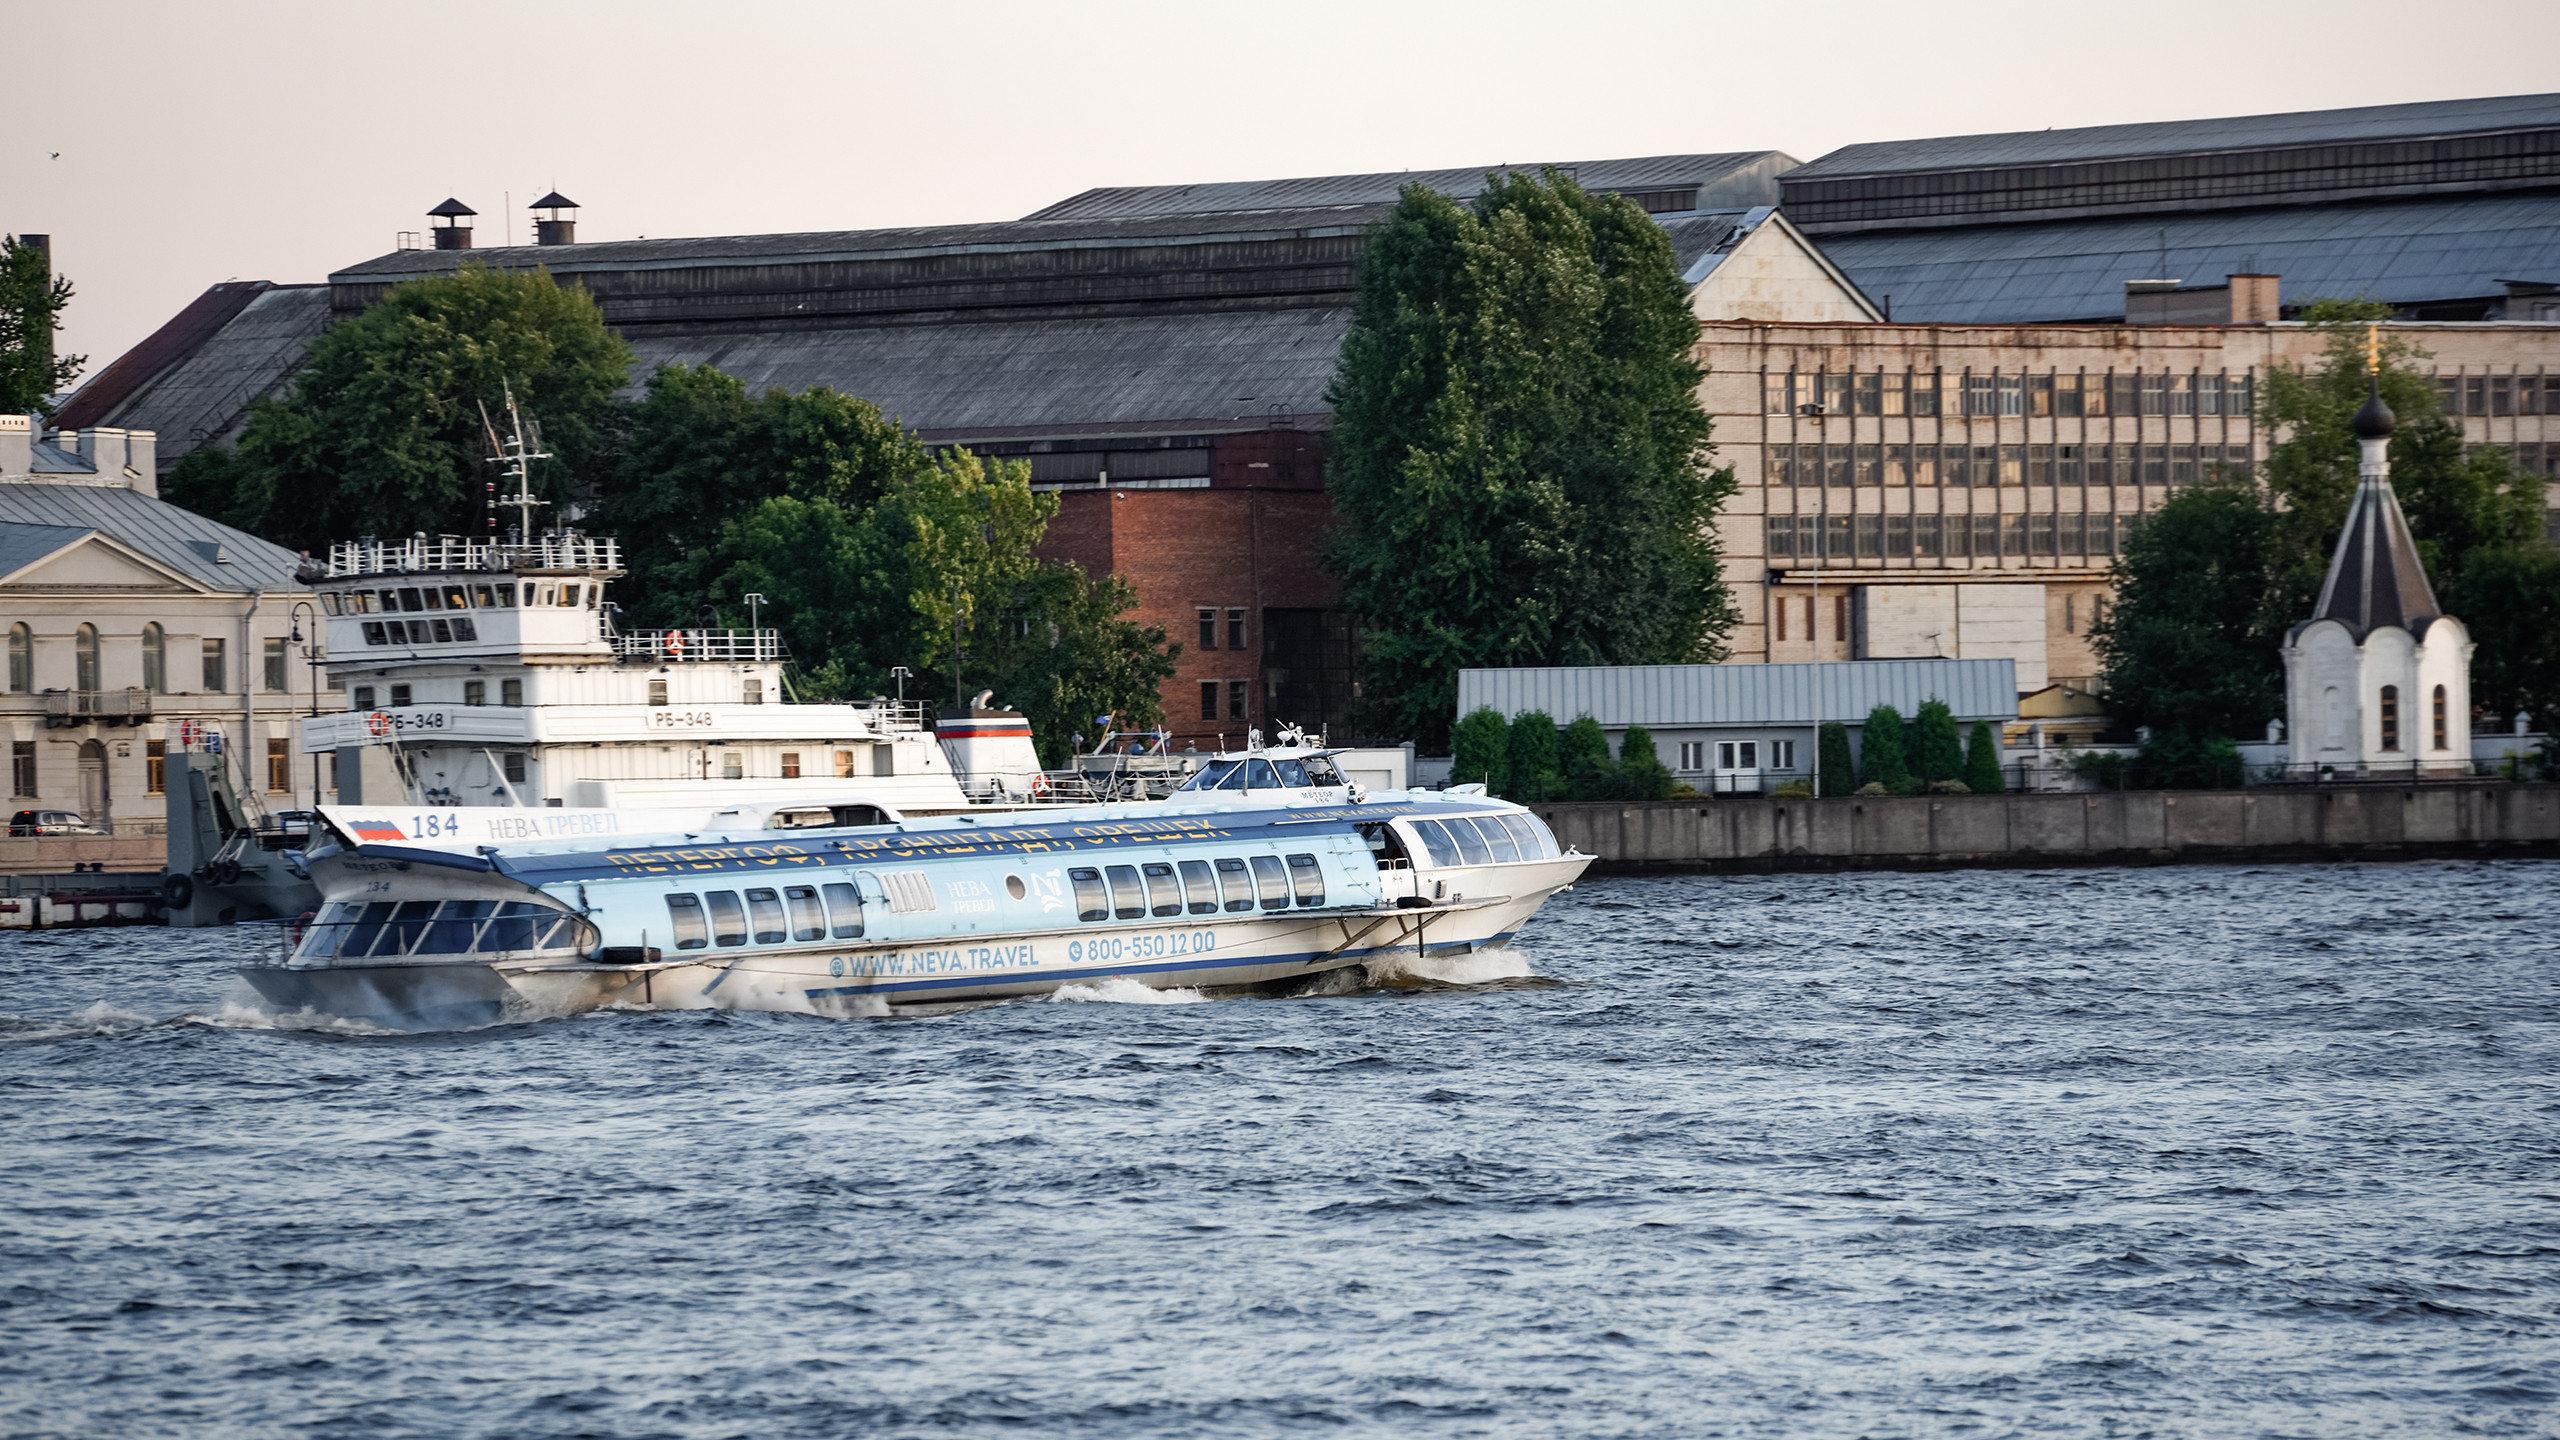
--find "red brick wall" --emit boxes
[1035,432,1344,746]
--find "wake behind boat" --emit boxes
[239,783,1591,1028]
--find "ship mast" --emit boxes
[481,386,551,543]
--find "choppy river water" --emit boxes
[3,861,2557,1438]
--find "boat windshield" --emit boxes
[1182,759,1242,791]
[296,899,593,960]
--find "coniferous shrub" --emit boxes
[1559,716,1617,800]
[1506,710,1562,802]
[1618,726,1675,802]
[1964,721,2006,794]
[1912,699,1964,784]
[1450,707,1512,794]
[1817,721,1854,797]
[1859,705,1915,794]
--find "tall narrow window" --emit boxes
[6,624,27,694]
[141,623,165,693]
[11,740,34,797]
[267,737,290,792]
[1197,608,1218,651]
[146,739,165,794]
[202,638,226,692]
[1227,679,1248,721]
[2379,685,2400,751]
[1199,681,1218,721]
[263,636,287,692]
[1227,608,1247,651]
[74,624,99,693]
[2432,685,2448,751]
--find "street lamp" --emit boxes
[888,666,912,705]
[288,601,321,812]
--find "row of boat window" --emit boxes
[666,884,863,950]
[1177,756,1346,791]
[1409,813,1557,867]
[1069,855,1324,922]
[325,582,596,616]
[359,617,478,647]
[299,900,588,958]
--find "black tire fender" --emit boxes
[161,872,194,909]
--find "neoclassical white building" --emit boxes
[2282,384,2472,775]
[0,414,332,831]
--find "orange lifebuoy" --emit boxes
[366,711,393,737]
[666,630,686,658]
[1029,772,1052,797]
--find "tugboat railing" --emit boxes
[327,536,622,577]
[614,629,782,663]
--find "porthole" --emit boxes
[1004,874,1027,901]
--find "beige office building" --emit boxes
[1699,316,2560,693]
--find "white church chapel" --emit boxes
[2281,370,2472,776]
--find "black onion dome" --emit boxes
[2350,376,2395,441]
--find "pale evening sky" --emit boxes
[8,0,2557,381]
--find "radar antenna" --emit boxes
[479,385,551,542]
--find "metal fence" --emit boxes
[328,535,622,576]
[614,629,782,663]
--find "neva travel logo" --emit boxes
[350,819,407,842]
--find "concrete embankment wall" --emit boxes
[1538,783,2560,873]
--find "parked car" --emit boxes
[8,809,108,837]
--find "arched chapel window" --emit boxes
[6,625,27,694]
[142,623,166,694]
[2432,685,2448,752]
[2379,685,2400,752]
[74,624,99,694]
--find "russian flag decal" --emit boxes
[350,819,406,842]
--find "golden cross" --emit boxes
[2366,323,2381,376]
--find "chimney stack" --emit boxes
[529,191,579,246]
[428,197,477,251]
[2228,273,2280,324]
[0,414,30,480]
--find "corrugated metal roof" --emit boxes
[1457,659,2018,728]
[1790,93,2560,179]
[626,306,1354,434]
[1025,153,1795,221]
[78,286,332,467]
[55,281,275,432]
[0,523,98,580]
[329,206,1396,285]
[0,485,306,591]
[1818,193,2560,323]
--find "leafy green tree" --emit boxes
[2257,300,2541,619]
[2092,477,2284,739]
[1506,710,1561,803]
[1558,715,1615,800]
[1450,707,1512,794]
[1964,721,2006,794]
[595,363,926,631]
[1617,726,1675,802]
[0,236,81,413]
[2448,542,2560,730]
[709,449,1177,763]
[1325,170,1739,747]
[166,265,632,551]
[1912,699,1964,784]
[1857,705,1915,793]
[1817,721,1853,797]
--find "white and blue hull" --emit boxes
[241,798,1589,1028]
